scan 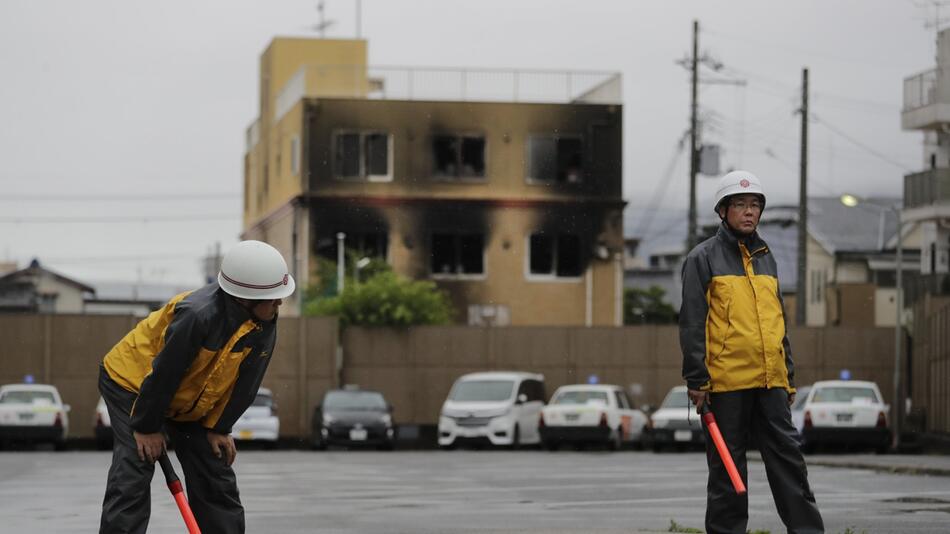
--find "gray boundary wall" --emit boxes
[0,315,899,438]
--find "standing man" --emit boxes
[679,171,824,534]
[98,240,295,533]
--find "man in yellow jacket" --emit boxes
[679,171,823,534]
[98,240,295,534]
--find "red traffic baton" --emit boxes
[158,452,201,534]
[700,403,747,495]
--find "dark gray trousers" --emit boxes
[704,388,824,534]
[98,365,245,534]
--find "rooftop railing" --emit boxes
[903,68,938,112]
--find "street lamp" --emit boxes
[840,194,903,451]
[336,232,346,295]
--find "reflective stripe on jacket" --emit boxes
[679,223,795,393]
[102,282,277,434]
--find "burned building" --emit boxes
[242,37,625,326]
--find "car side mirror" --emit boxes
[64,404,71,413]
[517,393,527,404]
[641,404,652,413]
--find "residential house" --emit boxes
[0,259,95,314]
[242,37,625,325]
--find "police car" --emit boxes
[539,384,648,450]
[791,380,890,453]
[0,383,70,449]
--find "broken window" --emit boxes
[431,233,484,275]
[432,135,486,178]
[316,232,389,261]
[529,233,582,277]
[333,131,392,181]
[527,136,583,184]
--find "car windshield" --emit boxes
[791,387,811,411]
[0,390,55,404]
[552,390,609,405]
[811,386,879,404]
[449,380,515,402]
[324,391,387,410]
[252,393,273,407]
[660,389,690,409]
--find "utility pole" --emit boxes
[796,68,809,326]
[687,20,699,250]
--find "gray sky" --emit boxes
[0,0,933,286]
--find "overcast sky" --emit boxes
[0,0,935,286]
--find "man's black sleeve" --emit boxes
[131,306,205,433]
[777,290,795,390]
[679,250,712,391]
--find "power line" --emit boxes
[810,114,915,172]
[0,214,240,223]
[0,193,241,202]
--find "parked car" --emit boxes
[0,384,70,449]
[232,388,280,447]
[790,380,890,453]
[311,388,395,450]
[644,385,704,451]
[539,384,649,450]
[438,371,545,449]
[94,397,113,450]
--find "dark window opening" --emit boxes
[431,233,484,275]
[530,233,582,277]
[432,135,485,178]
[316,232,389,261]
[528,136,583,183]
[334,132,390,180]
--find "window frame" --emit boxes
[331,129,394,183]
[428,232,487,280]
[290,135,300,176]
[524,233,584,282]
[525,133,584,185]
[430,132,488,182]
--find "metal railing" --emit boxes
[904,168,950,208]
[903,68,938,111]
[273,64,622,120]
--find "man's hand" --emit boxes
[133,431,165,463]
[687,389,709,414]
[788,392,796,407]
[208,432,237,466]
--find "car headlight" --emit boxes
[322,414,335,425]
[651,418,668,428]
[381,414,392,426]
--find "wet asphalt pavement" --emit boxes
[1,449,949,533]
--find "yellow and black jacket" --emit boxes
[102,283,278,434]
[679,223,795,393]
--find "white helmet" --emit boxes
[217,240,295,300]
[713,170,766,214]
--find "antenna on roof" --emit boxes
[309,0,335,38]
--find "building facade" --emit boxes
[242,38,625,325]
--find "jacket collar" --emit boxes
[716,222,767,253]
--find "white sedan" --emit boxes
[539,384,648,450]
[791,380,890,453]
[231,388,280,447]
[0,384,70,449]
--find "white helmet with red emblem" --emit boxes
[217,240,295,300]
[713,170,766,214]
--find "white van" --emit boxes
[438,371,545,449]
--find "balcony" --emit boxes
[903,168,950,220]
[902,68,950,130]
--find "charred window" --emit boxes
[432,135,486,179]
[316,232,389,260]
[527,136,583,184]
[333,131,392,181]
[529,233,582,277]
[431,233,484,276]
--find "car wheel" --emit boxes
[510,425,521,450]
[543,439,558,452]
[54,440,66,451]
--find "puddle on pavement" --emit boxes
[883,497,950,504]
